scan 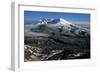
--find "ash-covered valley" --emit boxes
[24,18,90,62]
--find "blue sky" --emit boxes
[24,11,90,24]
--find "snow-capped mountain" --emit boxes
[36,18,72,29]
[36,18,89,36]
[25,18,90,37]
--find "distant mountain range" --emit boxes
[25,18,90,37]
